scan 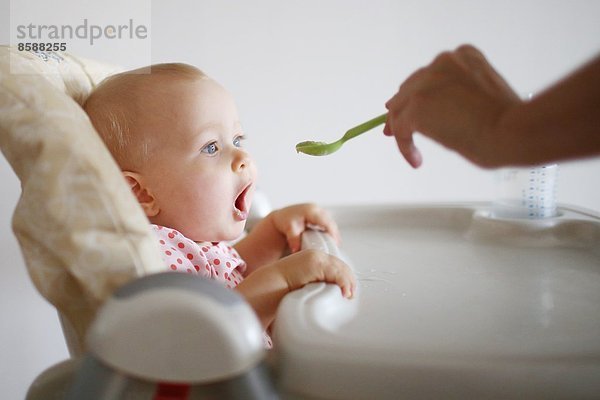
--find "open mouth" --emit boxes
[233,182,252,220]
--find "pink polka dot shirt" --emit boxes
[152,224,272,348]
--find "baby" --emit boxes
[83,63,355,346]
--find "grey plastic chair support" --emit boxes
[64,273,279,400]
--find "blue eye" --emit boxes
[201,142,219,155]
[233,136,244,148]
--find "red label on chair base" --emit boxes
[154,382,191,400]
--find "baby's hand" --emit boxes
[269,203,341,253]
[275,249,355,299]
[236,248,355,328]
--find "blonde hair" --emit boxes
[84,63,207,170]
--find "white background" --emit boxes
[1,1,599,398]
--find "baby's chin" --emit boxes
[226,223,248,243]
[190,224,247,244]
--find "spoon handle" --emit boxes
[343,113,388,141]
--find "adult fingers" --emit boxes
[396,134,423,168]
[385,96,423,168]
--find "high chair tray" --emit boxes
[273,203,600,400]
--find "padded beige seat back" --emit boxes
[0,46,164,356]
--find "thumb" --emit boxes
[285,219,306,253]
[383,121,392,136]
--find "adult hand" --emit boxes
[384,44,521,168]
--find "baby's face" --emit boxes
[140,77,257,242]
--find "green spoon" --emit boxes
[296,113,388,156]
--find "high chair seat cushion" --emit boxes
[0,46,164,356]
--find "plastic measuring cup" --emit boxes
[492,164,559,219]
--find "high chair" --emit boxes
[2,45,600,399]
[0,45,280,399]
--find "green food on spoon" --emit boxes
[296,113,388,156]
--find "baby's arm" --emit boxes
[235,249,355,329]
[235,203,341,275]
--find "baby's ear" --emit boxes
[122,171,159,217]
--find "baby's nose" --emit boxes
[232,149,251,172]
